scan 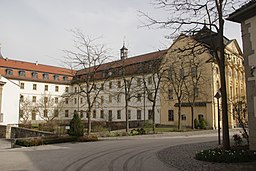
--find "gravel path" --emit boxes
[157,141,256,171]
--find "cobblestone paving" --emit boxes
[157,141,256,171]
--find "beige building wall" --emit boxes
[160,34,245,129]
[243,16,256,150]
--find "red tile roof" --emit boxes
[0,58,74,76]
[76,50,167,76]
[0,58,74,84]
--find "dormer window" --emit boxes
[63,76,68,81]
[18,70,26,77]
[42,73,49,80]
[54,74,59,81]
[31,71,38,78]
[6,69,13,76]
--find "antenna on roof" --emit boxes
[0,43,4,58]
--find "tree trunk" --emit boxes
[152,102,156,133]
[178,103,181,130]
[87,110,91,135]
[218,14,230,149]
[191,106,194,129]
[125,102,129,133]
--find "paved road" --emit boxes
[0,133,218,171]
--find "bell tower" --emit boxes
[120,43,128,60]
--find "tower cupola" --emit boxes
[120,43,128,59]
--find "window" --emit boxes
[44,97,48,104]
[44,110,48,117]
[93,110,96,118]
[137,78,141,86]
[20,95,24,102]
[194,87,199,97]
[6,69,13,76]
[148,92,153,101]
[117,81,121,88]
[45,85,48,91]
[198,114,204,120]
[101,96,104,104]
[43,73,49,80]
[31,71,38,78]
[55,86,59,92]
[32,110,36,120]
[109,81,112,89]
[108,110,112,121]
[137,93,142,102]
[54,97,58,103]
[148,110,153,120]
[19,110,24,118]
[80,98,83,104]
[181,114,186,121]
[63,76,68,81]
[65,87,69,93]
[168,89,173,100]
[101,83,104,90]
[148,76,152,85]
[54,110,58,117]
[32,96,36,103]
[180,68,184,79]
[65,98,69,104]
[168,110,174,121]
[117,110,121,119]
[80,110,84,118]
[93,84,97,91]
[191,67,197,77]
[74,98,77,104]
[33,84,37,90]
[137,110,141,120]
[65,110,69,117]
[20,83,25,89]
[128,110,131,120]
[54,75,59,81]
[0,113,3,122]
[168,68,172,79]
[18,71,26,77]
[74,87,77,93]
[100,110,104,119]
[109,95,112,103]
[117,94,121,103]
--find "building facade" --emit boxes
[0,27,245,129]
[228,0,256,150]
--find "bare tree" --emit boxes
[139,0,247,149]
[36,94,65,124]
[142,57,163,133]
[64,29,110,134]
[19,97,34,124]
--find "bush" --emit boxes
[15,135,99,147]
[77,134,98,142]
[198,118,207,129]
[129,128,146,136]
[69,112,84,137]
[195,146,256,163]
[194,118,199,129]
[233,134,243,146]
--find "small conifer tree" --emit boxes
[69,112,84,137]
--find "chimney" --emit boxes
[0,44,4,58]
[120,43,128,60]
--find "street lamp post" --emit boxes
[214,90,221,145]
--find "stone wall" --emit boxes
[0,125,6,138]
[11,127,55,138]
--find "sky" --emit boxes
[0,0,243,67]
